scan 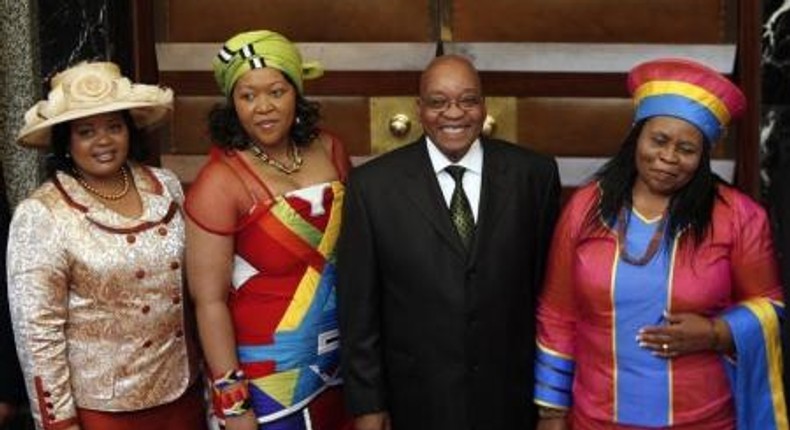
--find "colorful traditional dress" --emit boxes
[186,138,350,430]
[535,183,787,429]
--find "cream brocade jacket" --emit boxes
[8,165,198,430]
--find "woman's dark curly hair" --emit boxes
[208,72,320,150]
[583,118,723,249]
[45,110,148,178]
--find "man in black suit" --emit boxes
[337,55,560,430]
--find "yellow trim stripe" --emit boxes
[742,299,788,429]
[536,341,574,361]
[610,236,621,420]
[665,236,681,426]
[631,207,663,224]
[634,80,731,126]
[277,266,322,331]
[535,399,570,411]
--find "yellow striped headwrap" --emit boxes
[627,58,745,144]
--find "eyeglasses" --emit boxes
[421,95,483,112]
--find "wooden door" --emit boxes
[133,0,758,194]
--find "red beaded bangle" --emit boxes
[216,382,251,417]
[212,368,251,417]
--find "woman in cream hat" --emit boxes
[185,30,353,430]
[8,61,206,430]
[534,58,786,429]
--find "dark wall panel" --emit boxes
[453,0,727,43]
[163,0,434,42]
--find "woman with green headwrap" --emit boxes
[184,30,353,430]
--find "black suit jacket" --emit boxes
[0,190,25,406]
[337,137,560,430]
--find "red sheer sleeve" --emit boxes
[184,149,255,235]
[323,131,352,182]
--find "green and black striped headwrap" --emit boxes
[212,29,323,97]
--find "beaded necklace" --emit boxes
[616,206,667,266]
[72,165,130,201]
[249,142,303,174]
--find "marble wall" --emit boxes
[0,0,131,208]
[763,0,790,407]
[37,1,132,83]
[764,0,790,189]
[765,0,790,265]
[0,1,41,208]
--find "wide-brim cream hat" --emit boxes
[17,61,174,148]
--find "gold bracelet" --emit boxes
[538,406,568,419]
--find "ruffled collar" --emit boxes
[54,163,176,230]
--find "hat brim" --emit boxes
[17,100,172,148]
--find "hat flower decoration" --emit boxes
[18,61,173,147]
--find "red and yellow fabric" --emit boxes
[186,137,350,429]
[627,58,746,144]
[535,183,786,429]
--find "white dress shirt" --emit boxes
[426,137,483,222]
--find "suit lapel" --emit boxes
[468,139,511,265]
[399,139,468,259]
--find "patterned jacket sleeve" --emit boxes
[8,198,79,430]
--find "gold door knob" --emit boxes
[482,114,496,137]
[388,113,411,137]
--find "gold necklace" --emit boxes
[249,143,303,174]
[72,165,130,201]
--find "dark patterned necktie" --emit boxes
[445,165,475,249]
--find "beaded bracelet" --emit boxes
[212,368,251,417]
[217,383,251,417]
[213,368,246,391]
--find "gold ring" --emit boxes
[662,343,669,351]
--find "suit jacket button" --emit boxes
[170,261,180,270]
[135,269,146,279]
[126,234,136,244]
[157,227,168,236]
[141,305,150,314]
[143,340,152,348]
